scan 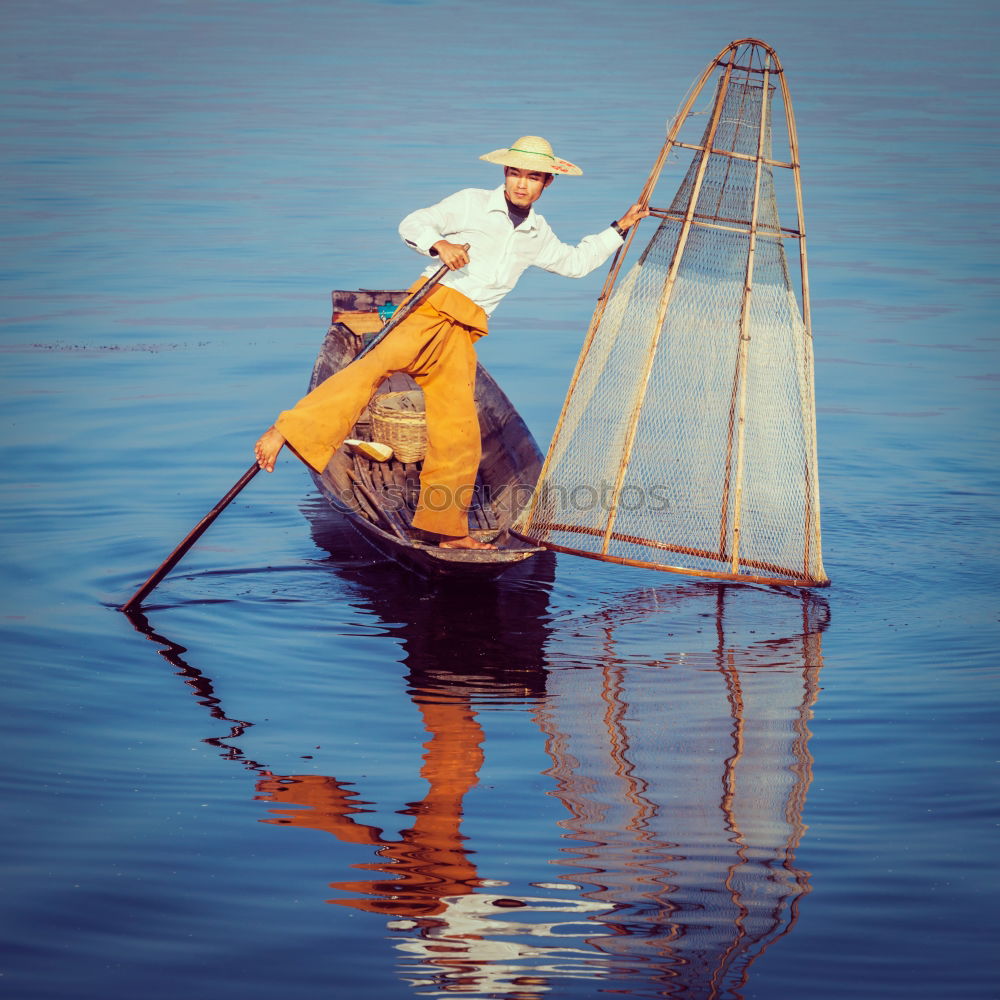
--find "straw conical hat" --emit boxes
[479,135,583,176]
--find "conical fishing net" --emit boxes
[516,40,828,587]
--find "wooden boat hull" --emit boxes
[306,291,545,578]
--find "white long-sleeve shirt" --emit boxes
[398,185,624,316]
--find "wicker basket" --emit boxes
[370,389,427,462]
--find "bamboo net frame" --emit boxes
[516,39,828,588]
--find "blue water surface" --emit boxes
[2,1,998,998]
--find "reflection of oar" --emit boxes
[119,254,462,612]
[123,608,266,770]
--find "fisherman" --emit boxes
[254,135,647,549]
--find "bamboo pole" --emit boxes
[719,351,740,557]
[672,142,795,170]
[647,207,801,238]
[727,56,772,574]
[718,64,766,558]
[538,537,826,589]
[598,47,739,556]
[523,518,812,580]
[726,59,781,76]
[776,65,826,583]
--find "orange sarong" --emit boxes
[275,283,489,538]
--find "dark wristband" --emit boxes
[610,220,626,239]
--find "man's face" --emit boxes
[504,167,553,209]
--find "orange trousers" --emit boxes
[275,283,489,538]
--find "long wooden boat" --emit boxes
[304,290,545,578]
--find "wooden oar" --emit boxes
[119,253,463,612]
[354,245,467,360]
[120,462,261,612]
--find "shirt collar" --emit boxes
[488,184,538,230]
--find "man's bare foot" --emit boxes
[438,534,497,550]
[254,425,286,472]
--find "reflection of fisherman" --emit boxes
[257,696,484,918]
[254,136,647,550]
[256,687,606,998]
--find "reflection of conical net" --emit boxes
[517,39,828,587]
[536,585,827,995]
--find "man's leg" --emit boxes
[411,324,494,549]
[255,284,494,549]
[257,316,439,474]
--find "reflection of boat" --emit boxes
[303,290,545,578]
[302,493,557,681]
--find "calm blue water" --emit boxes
[2,1,998,997]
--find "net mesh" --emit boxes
[517,42,827,587]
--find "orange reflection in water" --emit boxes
[258,697,484,918]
